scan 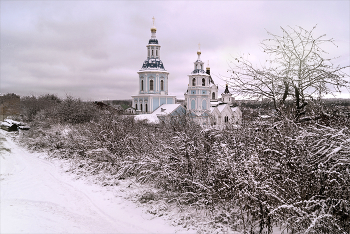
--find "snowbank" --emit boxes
[0,131,191,233]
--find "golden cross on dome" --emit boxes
[152,16,155,26]
[198,43,201,50]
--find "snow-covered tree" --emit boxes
[226,25,350,121]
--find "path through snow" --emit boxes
[0,131,192,233]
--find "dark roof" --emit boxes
[224,84,231,94]
[141,58,165,70]
[209,76,215,84]
[148,38,158,44]
[191,69,206,74]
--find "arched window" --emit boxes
[140,104,143,112]
[145,104,148,113]
[148,49,150,57]
[161,80,164,91]
[202,100,207,110]
[212,92,215,99]
[156,50,158,56]
[141,80,144,91]
[152,50,154,56]
[135,104,138,110]
[192,78,196,86]
[191,100,196,110]
[150,80,154,91]
[225,116,229,123]
[202,78,205,86]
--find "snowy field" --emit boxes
[0,130,193,234]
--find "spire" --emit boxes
[224,83,230,94]
[142,18,164,70]
[148,17,158,44]
[197,43,201,60]
[150,16,157,39]
[206,60,211,76]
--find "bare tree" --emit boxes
[226,25,349,121]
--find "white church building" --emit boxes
[133,19,241,127]
[184,48,242,126]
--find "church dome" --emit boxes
[151,25,157,33]
[191,68,206,74]
[148,38,158,44]
[141,58,165,70]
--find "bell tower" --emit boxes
[131,17,176,114]
[184,46,211,115]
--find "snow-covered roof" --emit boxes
[140,58,165,70]
[134,104,184,124]
[210,100,224,107]
[152,104,181,115]
[217,104,228,113]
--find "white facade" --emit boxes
[184,50,218,117]
[184,51,242,127]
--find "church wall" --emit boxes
[160,97,166,106]
[138,71,169,95]
[167,98,174,104]
[153,97,160,110]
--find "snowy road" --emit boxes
[0,131,190,234]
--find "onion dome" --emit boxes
[151,25,157,33]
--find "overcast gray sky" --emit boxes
[1,1,349,101]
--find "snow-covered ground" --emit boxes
[0,130,192,233]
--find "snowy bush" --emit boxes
[18,100,350,233]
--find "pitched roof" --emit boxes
[152,104,182,115]
[134,104,184,124]
[217,104,228,113]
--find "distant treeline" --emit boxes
[101,100,132,109]
[238,98,350,109]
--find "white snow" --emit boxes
[134,114,160,124]
[1,121,12,127]
[259,115,271,119]
[0,131,192,233]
